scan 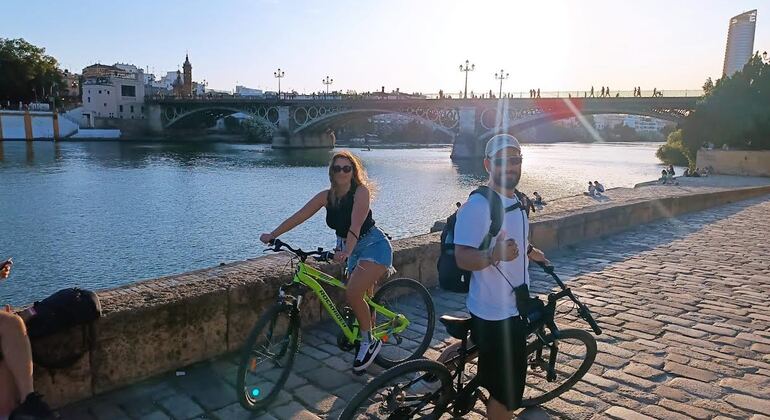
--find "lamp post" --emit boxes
[459,59,475,99]
[273,68,285,98]
[494,69,509,98]
[322,75,333,99]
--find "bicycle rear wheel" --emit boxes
[372,277,435,368]
[236,302,300,411]
[521,328,597,407]
[339,359,453,420]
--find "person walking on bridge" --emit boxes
[260,151,394,373]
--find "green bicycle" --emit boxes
[236,239,436,411]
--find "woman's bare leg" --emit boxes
[0,312,34,401]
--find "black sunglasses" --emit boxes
[490,155,523,166]
[332,165,353,173]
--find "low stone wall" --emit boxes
[696,149,770,177]
[32,184,770,407]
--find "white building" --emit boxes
[235,85,264,97]
[81,71,146,125]
[723,10,757,76]
[623,115,668,133]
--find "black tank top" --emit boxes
[326,183,375,239]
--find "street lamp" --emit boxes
[494,69,509,98]
[322,75,334,98]
[459,59,475,99]
[273,68,285,98]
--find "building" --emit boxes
[82,64,128,79]
[235,85,264,97]
[81,65,145,125]
[61,70,81,99]
[723,10,757,76]
[182,54,192,97]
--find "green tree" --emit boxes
[656,129,690,166]
[0,38,64,105]
[680,52,770,156]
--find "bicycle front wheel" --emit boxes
[521,328,597,407]
[372,277,435,368]
[339,359,454,420]
[236,302,300,411]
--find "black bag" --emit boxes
[26,288,102,339]
[24,288,102,369]
[437,186,531,293]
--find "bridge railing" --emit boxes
[147,89,702,102]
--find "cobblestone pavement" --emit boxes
[61,195,770,419]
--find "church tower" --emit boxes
[183,54,193,97]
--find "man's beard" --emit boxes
[492,171,521,189]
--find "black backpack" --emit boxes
[25,288,102,369]
[437,186,531,293]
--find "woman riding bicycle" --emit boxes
[259,150,393,373]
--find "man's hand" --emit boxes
[491,234,519,263]
[527,246,550,265]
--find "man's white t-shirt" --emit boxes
[454,189,530,321]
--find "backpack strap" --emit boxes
[470,186,503,250]
[471,186,531,250]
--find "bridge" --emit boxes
[145,94,697,159]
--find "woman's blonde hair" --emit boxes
[328,150,376,206]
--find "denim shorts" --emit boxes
[336,226,394,276]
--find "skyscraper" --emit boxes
[722,10,757,76]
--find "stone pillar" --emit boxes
[53,111,60,141]
[24,110,33,141]
[450,106,481,159]
[277,106,291,131]
[146,104,164,134]
[272,130,335,149]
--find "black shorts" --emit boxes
[470,313,528,411]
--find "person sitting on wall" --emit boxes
[0,258,55,420]
[584,181,596,196]
[593,181,605,194]
[658,169,669,184]
[532,192,546,206]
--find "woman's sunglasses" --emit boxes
[491,155,524,166]
[332,165,353,173]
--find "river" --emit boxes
[0,140,674,305]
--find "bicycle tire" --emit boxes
[372,277,436,368]
[339,359,454,420]
[236,302,300,411]
[521,328,597,407]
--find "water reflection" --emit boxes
[0,140,670,305]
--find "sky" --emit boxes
[4,0,769,94]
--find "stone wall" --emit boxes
[31,185,770,407]
[696,149,770,177]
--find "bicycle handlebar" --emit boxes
[266,239,335,263]
[534,261,602,335]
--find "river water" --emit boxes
[0,140,672,305]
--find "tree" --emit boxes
[0,38,64,105]
[680,52,770,157]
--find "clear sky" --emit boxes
[4,0,768,94]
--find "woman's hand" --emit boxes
[259,233,276,244]
[333,250,349,264]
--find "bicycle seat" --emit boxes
[439,314,472,340]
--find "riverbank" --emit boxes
[24,178,770,408]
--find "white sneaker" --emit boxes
[353,338,382,372]
[407,373,442,394]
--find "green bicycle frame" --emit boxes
[292,261,410,343]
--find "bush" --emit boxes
[656,129,691,167]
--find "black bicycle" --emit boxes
[339,262,602,419]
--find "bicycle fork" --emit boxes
[532,331,559,382]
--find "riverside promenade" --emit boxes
[56,189,770,419]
